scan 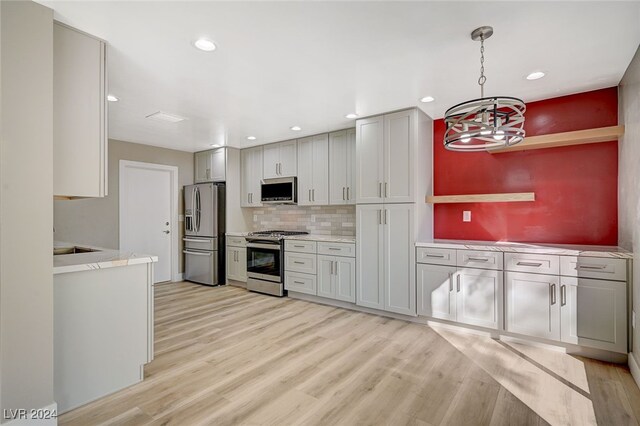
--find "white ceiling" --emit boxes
[39,1,640,152]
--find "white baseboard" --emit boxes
[3,402,58,426]
[173,273,183,282]
[630,352,640,389]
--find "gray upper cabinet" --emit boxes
[263,140,297,179]
[297,134,329,206]
[53,22,107,198]
[355,109,419,204]
[329,129,356,205]
[195,148,226,183]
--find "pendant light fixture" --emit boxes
[444,26,526,152]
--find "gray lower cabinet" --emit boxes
[285,240,355,302]
[417,263,502,329]
[318,255,356,303]
[505,272,560,340]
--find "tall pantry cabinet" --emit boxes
[355,108,433,316]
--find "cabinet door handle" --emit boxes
[279,163,282,175]
[517,261,543,267]
[560,284,566,306]
[312,189,315,202]
[384,182,388,198]
[332,261,336,275]
[384,209,388,225]
[448,273,453,292]
[343,187,346,201]
[275,163,279,176]
[456,274,461,292]
[378,182,383,197]
[347,187,350,200]
[378,210,382,225]
[550,283,557,305]
[308,189,312,202]
[468,257,489,262]
[248,193,250,204]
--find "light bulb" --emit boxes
[461,134,471,143]
[480,127,491,136]
[493,130,505,141]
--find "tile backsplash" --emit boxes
[252,205,355,236]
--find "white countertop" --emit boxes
[284,234,355,243]
[416,239,633,259]
[54,241,158,275]
[226,231,249,237]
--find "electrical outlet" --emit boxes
[633,311,636,330]
[463,211,471,222]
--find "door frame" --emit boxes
[119,160,180,282]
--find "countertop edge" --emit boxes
[415,240,633,259]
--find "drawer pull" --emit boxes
[293,281,305,285]
[328,248,341,251]
[468,257,489,262]
[516,261,543,267]
[293,261,305,265]
[425,254,445,258]
[576,264,607,270]
[293,245,305,248]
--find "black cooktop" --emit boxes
[248,230,309,238]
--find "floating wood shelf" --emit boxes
[489,125,624,154]
[426,192,535,204]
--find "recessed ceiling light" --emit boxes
[145,111,186,123]
[107,94,119,102]
[345,113,358,119]
[290,126,301,131]
[247,136,256,141]
[526,71,545,80]
[194,38,216,52]
[420,96,435,103]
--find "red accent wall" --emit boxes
[433,87,618,245]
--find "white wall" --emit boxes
[618,44,640,374]
[0,0,55,419]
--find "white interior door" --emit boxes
[120,161,178,283]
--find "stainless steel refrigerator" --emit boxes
[184,183,225,286]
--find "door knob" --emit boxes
[163,230,170,234]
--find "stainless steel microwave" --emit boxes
[261,177,297,204]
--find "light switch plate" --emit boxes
[463,211,471,222]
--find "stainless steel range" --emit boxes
[246,230,308,297]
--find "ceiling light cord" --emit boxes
[478,36,486,98]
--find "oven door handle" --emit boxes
[247,243,281,250]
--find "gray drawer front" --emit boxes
[416,247,456,266]
[505,253,560,275]
[285,271,316,295]
[227,236,246,247]
[560,256,627,281]
[285,240,317,254]
[317,242,355,257]
[285,252,317,274]
[457,250,503,270]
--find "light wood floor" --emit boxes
[60,282,640,426]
